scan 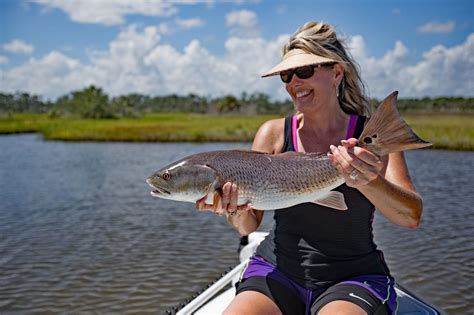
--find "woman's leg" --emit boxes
[317,300,367,315]
[231,276,307,314]
[311,283,390,315]
[223,291,282,315]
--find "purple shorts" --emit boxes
[236,256,397,315]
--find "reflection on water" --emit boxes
[0,135,472,314]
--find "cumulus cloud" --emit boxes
[226,10,260,38]
[348,35,410,97]
[0,51,82,97]
[403,34,474,96]
[418,21,455,34]
[32,0,178,25]
[226,9,257,28]
[0,56,9,64]
[348,33,474,98]
[3,39,34,54]
[175,18,204,29]
[32,0,258,26]
[1,24,472,100]
[0,24,284,99]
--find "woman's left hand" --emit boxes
[327,138,385,187]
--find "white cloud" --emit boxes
[156,22,172,35]
[0,56,9,64]
[0,24,285,99]
[1,24,472,100]
[226,9,257,28]
[226,9,260,38]
[349,36,411,96]
[418,21,455,34]
[175,18,204,29]
[32,0,178,25]
[32,0,261,26]
[220,0,262,5]
[0,51,82,97]
[403,34,474,96]
[3,39,34,54]
[348,33,474,98]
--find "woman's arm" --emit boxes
[328,138,423,228]
[196,118,285,235]
[358,151,422,228]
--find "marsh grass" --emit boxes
[0,113,276,143]
[405,114,474,150]
[1,113,472,150]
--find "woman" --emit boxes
[197,21,423,315]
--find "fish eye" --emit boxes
[162,171,171,180]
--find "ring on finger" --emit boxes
[349,169,359,180]
[228,209,237,216]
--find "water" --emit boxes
[0,135,472,314]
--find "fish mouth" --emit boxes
[146,178,171,197]
[150,187,171,197]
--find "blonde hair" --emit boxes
[284,21,371,116]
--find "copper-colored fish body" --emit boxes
[147,92,431,211]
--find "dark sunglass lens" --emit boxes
[280,70,293,83]
[295,65,314,79]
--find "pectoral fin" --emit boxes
[213,191,221,211]
[312,191,348,210]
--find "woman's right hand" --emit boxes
[195,182,253,217]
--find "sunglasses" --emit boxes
[280,62,336,83]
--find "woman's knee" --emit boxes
[316,300,367,315]
[223,291,282,315]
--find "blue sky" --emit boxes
[0,0,472,100]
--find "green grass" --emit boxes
[1,113,472,150]
[405,114,474,151]
[0,113,277,143]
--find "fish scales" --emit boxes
[155,150,345,210]
[147,92,432,211]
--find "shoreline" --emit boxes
[1,113,473,151]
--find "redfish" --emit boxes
[146,92,431,211]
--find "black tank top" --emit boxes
[255,115,390,289]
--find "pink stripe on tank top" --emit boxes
[345,115,358,139]
[292,115,299,152]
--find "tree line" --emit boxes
[1,85,472,119]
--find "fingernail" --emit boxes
[330,145,336,152]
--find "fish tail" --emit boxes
[358,91,432,156]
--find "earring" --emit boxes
[335,83,340,98]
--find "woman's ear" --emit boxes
[333,63,344,85]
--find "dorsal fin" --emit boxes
[277,151,328,160]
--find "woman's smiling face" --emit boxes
[285,63,344,113]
